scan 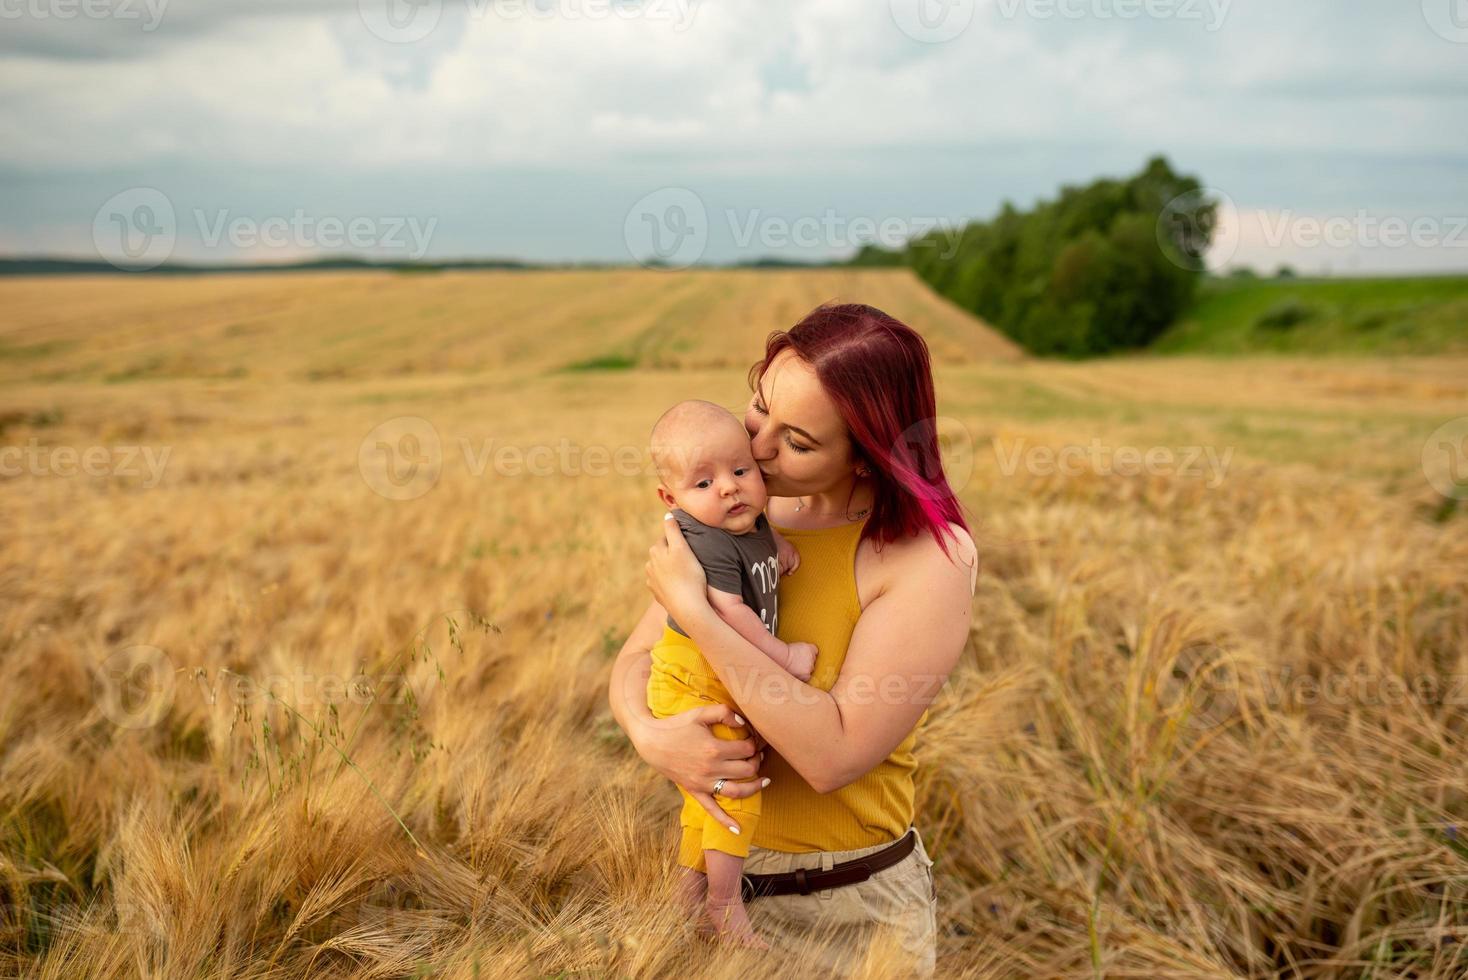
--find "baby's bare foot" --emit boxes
[676,868,706,913]
[705,896,769,949]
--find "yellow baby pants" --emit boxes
[647,625,762,873]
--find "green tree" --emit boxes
[885,156,1214,356]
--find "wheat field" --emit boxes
[1,268,1465,978]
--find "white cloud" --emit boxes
[1,0,1465,264]
[3,0,1465,173]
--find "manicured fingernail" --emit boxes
[733,714,745,726]
[663,512,674,520]
[729,826,740,834]
[761,778,771,788]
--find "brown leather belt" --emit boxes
[740,827,916,903]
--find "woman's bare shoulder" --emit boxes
[870,521,978,597]
[879,520,976,565]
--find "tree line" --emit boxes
[853,156,1218,357]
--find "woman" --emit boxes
[608,302,978,976]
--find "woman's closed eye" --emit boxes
[753,400,813,454]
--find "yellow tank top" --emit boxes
[754,514,924,852]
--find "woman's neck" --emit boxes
[790,475,873,524]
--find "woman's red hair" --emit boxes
[748,302,971,562]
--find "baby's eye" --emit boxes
[696,479,711,489]
[734,467,748,476]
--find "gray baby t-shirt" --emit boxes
[665,508,780,638]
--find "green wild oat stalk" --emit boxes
[225,611,499,855]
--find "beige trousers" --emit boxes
[742,825,937,978]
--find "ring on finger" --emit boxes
[712,777,727,796]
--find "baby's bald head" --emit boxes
[650,399,749,485]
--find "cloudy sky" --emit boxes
[1,0,1466,273]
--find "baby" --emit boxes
[646,399,819,947]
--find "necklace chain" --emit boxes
[793,496,870,521]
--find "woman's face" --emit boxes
[744,348,858,498]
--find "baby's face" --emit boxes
[659,426,768,534]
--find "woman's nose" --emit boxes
[749,428,775,461]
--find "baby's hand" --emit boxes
[786,642,818,682]
[775,533,800,576]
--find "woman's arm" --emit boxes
[648,516,975,794]
[607,599,668,735]
[607,598,768,828]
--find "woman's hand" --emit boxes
[632,702,768,832]
[645,513,711,630]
